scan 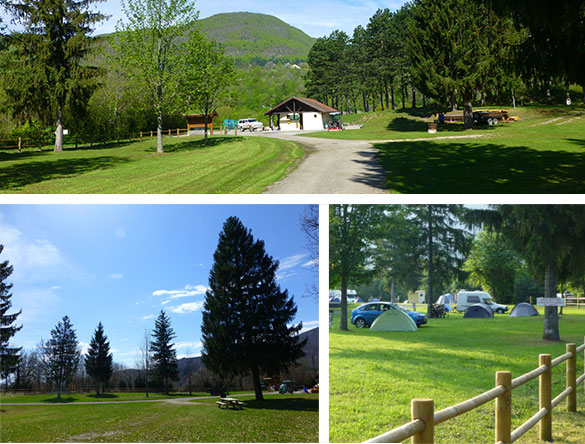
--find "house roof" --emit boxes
[265,97,338,115]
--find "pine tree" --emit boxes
[43,316,80,400]
[4,0,106,151]
[85,322,113,395]
[202,217,305,401]
[150,310,178,394]
[0,244,22,380]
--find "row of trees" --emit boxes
[2,217,309,402]
[0,0,234,152]
[329,205,585,341]
[306,0,585,128]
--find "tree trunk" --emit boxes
[340,272,348,331]
[384,79,389,110]
[543,260,560,341]
[427,205,434,318]
[582,82,585,104]
[54,106,64,152]
[362,92,367,112]
[512,90,516,110]
[156,103,164,154]
[463,100,474,129]
[401,81,406,109]
[390,278,396,303]
[422,95,426,108]
[411,87,416,108]
[251,366,264,401]
[546,87,552,105]
[390,85,395,110]
[204,113,209,145]
[380,82,384,111]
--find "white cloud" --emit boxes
[141,314,155,320]
[115,227,126,239]
[51,286,61,290]
[279,253,309,270]
[299,320,319,333]
[177,352,202,359]
[168,301,205,314]
[153,284,209,305]
[110,273,124,280]
[79,341,90,355]
[302,258,319,267]
[175,341,203,350]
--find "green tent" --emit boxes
[370,308,417,332]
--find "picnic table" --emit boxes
[216,397,246,410]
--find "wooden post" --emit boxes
[495,371,512,444]
[530,296,533,305]
[540,354,552,442]
[224,126,227,135]
[210,125,214,136]
[140,131,143,141]
[177,128,179,136]
[18,137,22,152]
[150,130,153,138]
[235,127,237,136]
[411,399,434,444]
[567,343,577,412]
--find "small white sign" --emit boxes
[537,297,565,307]
[63,129,69,135]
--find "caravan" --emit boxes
[456,290,508,314]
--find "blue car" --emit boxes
[351,302,427,328]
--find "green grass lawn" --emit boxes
[307,106,585,193]
[0,135,303,193]
[330,306,585,443]
[0,394,318,442]
[0,391,249,403]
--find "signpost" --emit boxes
[536,298,565,307]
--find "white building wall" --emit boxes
[280,119,301,131]
[302,112,325,130]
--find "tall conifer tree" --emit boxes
[43,315,80,399]
[202,217,305,401]
[150,310,178,394]
[85,322,113,395]
[0,244,22,379]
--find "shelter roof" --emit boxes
[265,97,338,115]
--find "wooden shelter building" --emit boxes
[265,97,338,131]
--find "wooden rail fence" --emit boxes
[565,296,585,308]
[366,338,585,444]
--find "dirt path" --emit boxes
[261,132,388,194]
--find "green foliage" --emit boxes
[202,217,305,401]
[42,316,80,399]
[0,244,21,379]
[84,322,114,394]
[463,230,521,304]
[150,311,179,393]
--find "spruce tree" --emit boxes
[202,217,305,401]
[85,322,113,395]
[4,0,106,151]
[0,244,22,380]
[150,310,178,394]
[43,316,80,400]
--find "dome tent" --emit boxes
[370,308,417,331]
[509,302,539,317]
[354,297,364,303]
[436,293,455,305]
[463,302,494,318]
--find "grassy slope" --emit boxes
[0,392,250,403]
[197,12,315,60]
[329,306,585,443]
[1,394,318,442]
[0,135,303,194]
[307,106,585,193]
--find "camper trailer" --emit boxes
[407,290,426,304]
[456,290,508,314]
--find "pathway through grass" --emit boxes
[329,306,585,443]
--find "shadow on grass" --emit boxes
[43,396,76,403]
[386,117,499,134]
[373,140,585,193]
[351,150,388,191]
[87,393,119,399]
[0,156,132,190]
[155,136,244,154]
[243,397,318,412]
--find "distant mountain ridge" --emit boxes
[197,12,316,61]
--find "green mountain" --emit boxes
[197,12,315,62]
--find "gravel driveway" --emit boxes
[258,132,388,194]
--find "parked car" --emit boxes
[456,290,508,314]
[351,302,427,328]
[237,118,264,132]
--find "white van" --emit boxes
[456,290,508,314]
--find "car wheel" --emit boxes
[355,318,367,328]
[496,308,504,314]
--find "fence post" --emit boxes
[495,371,512,444]
[140,131,143,141]
[412,399,434,444]
[177,128,179,136]
[567,343,577,412]
[150,131,153,138]
[540,354,552,442]
[18,137,22,152]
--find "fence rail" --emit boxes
[566,296,585,308]
[365,337,585,444]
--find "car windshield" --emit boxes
[484,298,493,304]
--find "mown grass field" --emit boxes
[0,135,303,193]
[329,305,585,443]
[0,391,249,403]
[0,393,318,442]
[306,106,585,193]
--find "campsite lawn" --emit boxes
[0,391,249,403]
[306,106,585,193]
[0,393,318,442]
[329,306,585,443]
[0,135,303,193]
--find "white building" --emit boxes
[265,97,338,131]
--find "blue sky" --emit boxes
[1,0,408,38]
[0,205,318,367]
